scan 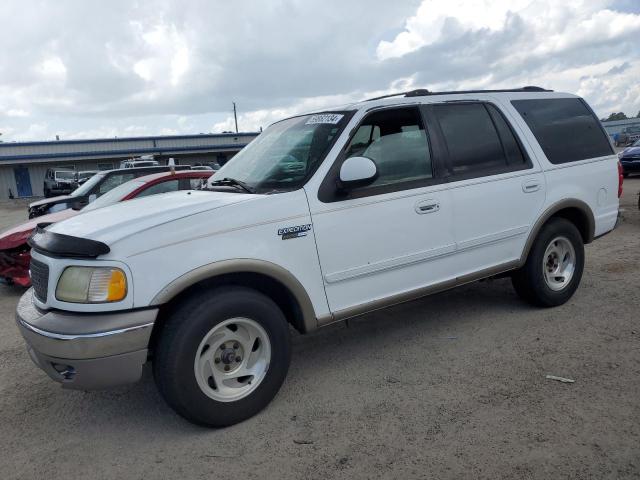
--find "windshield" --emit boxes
[633,139,640,147]
[55,171,74,180]
[81,179,145,212]
[209,111,352,192]
[71,171,106,197]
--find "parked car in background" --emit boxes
[121,157,160,168]
[28,165,190,218]
[619,139,640,177]
[193,162,221,171]
[74,170,98,185]
[43,168,76,197]
[15,88,620,427]
[615,126,640,147]
[0,170,212,286]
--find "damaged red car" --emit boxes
[0,170,212,286]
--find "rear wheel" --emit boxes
[512,218,584,307]
[153,286,291,427]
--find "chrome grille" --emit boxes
[30,259,49,302]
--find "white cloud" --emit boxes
[0,0,638,142]
[38,56,67,80]
[132,23,191,88]
[377,0,532,60]
[6,109,29,118]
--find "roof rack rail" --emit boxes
[364,86,551,102]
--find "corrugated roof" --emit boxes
[0,132,259,148]
[0,132,260,164]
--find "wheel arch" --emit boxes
[149,259,318,336]
[520,199,595,264]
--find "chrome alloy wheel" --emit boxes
[194,318,271,402]
[542,236,576,291]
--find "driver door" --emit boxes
[307,106,456,318]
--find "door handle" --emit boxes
[522,181,541,193]
[415,199,440,214]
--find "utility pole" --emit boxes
[232,102,239,133]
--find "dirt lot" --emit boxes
[0,180,639,480]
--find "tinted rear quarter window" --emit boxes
[511,98,613,164]
[486,104,525,166]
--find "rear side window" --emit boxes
[486,104,526,166]
[432,103,527,177]
[511,98,613,164]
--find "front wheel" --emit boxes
[153,286,291,427]
[512,218,585,307]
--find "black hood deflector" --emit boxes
[28,226,110,258]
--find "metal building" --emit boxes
[601,117,640,138]
[0,132,258,199]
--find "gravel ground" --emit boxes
[0,180,639,480]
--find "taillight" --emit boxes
[617,161,624,198]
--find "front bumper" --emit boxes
[16,289,158,390]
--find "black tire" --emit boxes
[153,286,291,427]
[44,188,50,198]
[623,172,629,178]
[511,218,584,307]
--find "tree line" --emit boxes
[601,111,640,122]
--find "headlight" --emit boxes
[56,267,127,303]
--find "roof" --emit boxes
[0,132,259,148]
[0,132,260,164]
[338,86,575,113]
[363,86,551,102]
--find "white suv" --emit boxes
[17,87,621,426]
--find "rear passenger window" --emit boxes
[433,103,527,177]
[344,107,432,189]
[511,98,613,164]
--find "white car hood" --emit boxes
[47,190,254,244]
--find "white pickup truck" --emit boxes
[17,87,621,426]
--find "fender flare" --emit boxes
[520,199,595,264]
[149,258,318,332]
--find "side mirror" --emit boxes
[338,156,378,189]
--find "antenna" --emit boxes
[233,102,239,133]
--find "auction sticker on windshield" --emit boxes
[305,114,344,125]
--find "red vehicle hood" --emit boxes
[0,208,78,250]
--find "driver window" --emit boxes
[344,107,432,188]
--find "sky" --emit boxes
[0,0,639,142]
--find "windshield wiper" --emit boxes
[209,177,255,194]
